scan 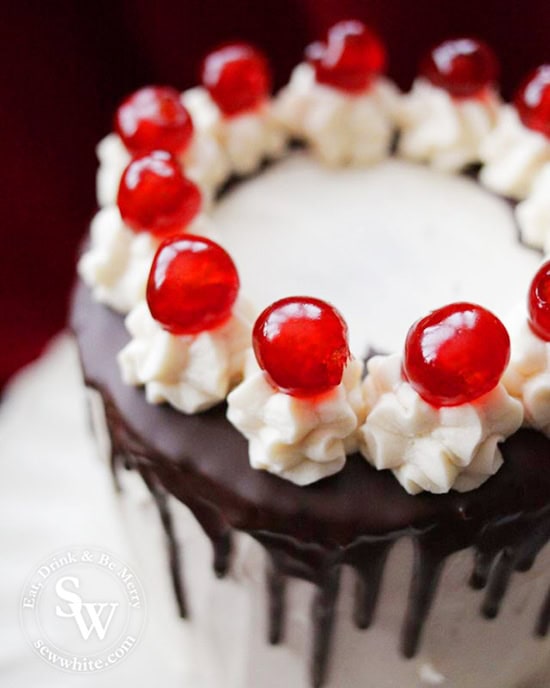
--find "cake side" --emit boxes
[71,278,550,687]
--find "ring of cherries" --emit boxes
[112,21,550,408]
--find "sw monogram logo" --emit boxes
[55,576,119,641]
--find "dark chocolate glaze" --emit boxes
[71,280,550,687]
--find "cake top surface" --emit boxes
[212,151,539,355]
[76,26,550,501]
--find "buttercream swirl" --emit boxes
[480,105,550,199]
[396,79,500,171]
[118,299,253,414]
[95,123,229,209]
[503,310,550,435]
[226,358,365,485]
[359,354,523,494]
[275,63,399,166]
[77,206,214,313]
[183,86,287,177]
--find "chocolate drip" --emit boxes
[141,469,188,619]
[481,548,515,619]
[183,494,233,578]
[471,509,550,618]
[71,281,550,688]
[470,550,494,590]
[401,536,446,658]
[536,585,550,637]
[345,539,392,630]
[266,553,286,644]
[515,511,550,572]
[311,565,341,688]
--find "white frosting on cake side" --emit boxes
[275,63,399,166]
[226,358,365,485]
[358,354,524,494]
[118,299,253,414]
[396,79,500,172]
[8,338,550,688]
[503,310,550,435]
[479,105,550,199]
[78,207,214,314]
[516,163,550,250]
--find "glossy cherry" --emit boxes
[420,37,499,98]
[117,151,201,238]
[147,235,240,335]
[115,86,194,155]
[528,261,550,341]
[252,297,350,397]
[305,19,386,93]
[403,302,510,407]
[514,65,550,139]
[201,43,271,116]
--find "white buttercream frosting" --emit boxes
[183,86,287,177]
[95,125,229,209]
[480,105,550,199]
[396,79,500,172]
[275,63,399,166]
[503,310,550,435]
[359,354,523,494]
[96,133,130,208]
[118,298,253,414]
[516,163,550,250]
[226,358,366,485]
[78,206,214,313]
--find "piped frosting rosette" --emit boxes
[480,65,550,203]
[275,20,399,166]
[118,235,253,413]
[504,261,550,434]
[96,85,228,207]
[187,42,287,177]
[358,303,523,494]
[397,38,501,171]
[97,44,287,209]
[227,297,366,485]
[79,150,213,313]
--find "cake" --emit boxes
[71,22,550,688]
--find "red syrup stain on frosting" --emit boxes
[71,279,550,688]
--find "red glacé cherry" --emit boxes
[252,297,350,397]
[420,37,499,98]
[528,261,550,341]
[147,235,240,335]
[514,65,550,139]
[403,302,510,407]
[305,19,386,93]
[117,151,201,238]
[115,86,194,156]
[201,43,271,116]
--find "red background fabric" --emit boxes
[2,0,549,390]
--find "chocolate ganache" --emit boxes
[71,278,550,688]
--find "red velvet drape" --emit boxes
[2,0,549,389]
